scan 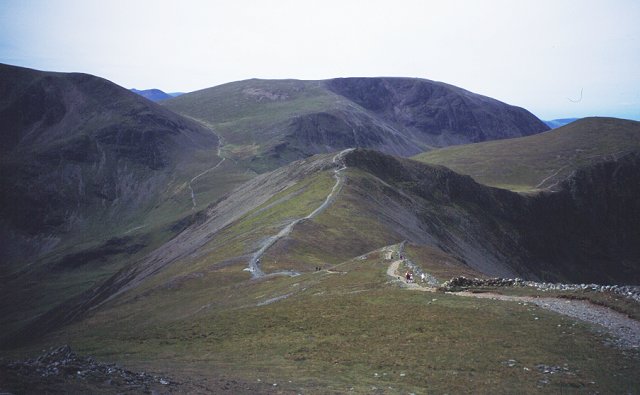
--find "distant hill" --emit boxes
[164,77,549,172]
[130,88,174,102]
[544,117,580,128]
[414,117,640,191]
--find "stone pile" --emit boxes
[441,276,640,302]
[441,276,525,288]
[526,282,640,303]
[4,345,174,390]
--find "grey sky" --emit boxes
[1,0,639,120]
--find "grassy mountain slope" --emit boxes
[9,148,640,342]
[164,77,549,172]
[414,117,640,191]
[3,148,640,392]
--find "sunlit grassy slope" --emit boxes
[164,79,343,159]
[413,117,640,192]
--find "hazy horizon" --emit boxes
[1,0,639,121]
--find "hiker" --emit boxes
[405,271,411,282]
[421,273,426,283]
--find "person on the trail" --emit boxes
[409,272,414,283]
[405,271,411,282]
[421,273,426,283]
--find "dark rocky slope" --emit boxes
[344,149,640,284]
[0,63,218,267]
[326,77,549,146]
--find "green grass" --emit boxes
[413,117,640,192]
[14,252,640,394]
[164,79,345,161]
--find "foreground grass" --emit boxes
[12,251,639,394]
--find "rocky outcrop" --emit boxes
[440,275,640,302]
[326,77,550,146]
[0,345,174,393]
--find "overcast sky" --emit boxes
[1,0,639,120]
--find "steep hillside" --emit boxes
[0,64,227,263]
[0,64,255,338]
[414,117,640,191]
[11,148,640,344]
[163,77,549,171]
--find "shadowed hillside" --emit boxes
[0,64,253,339]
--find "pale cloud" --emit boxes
[1,0,638,120]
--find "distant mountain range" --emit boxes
[130,88,183,102]
[544,117,580,128]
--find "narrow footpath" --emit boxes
[247,149,354,278]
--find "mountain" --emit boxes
[414,117,640,191]
[0,64,255,336]
[4,148,639,393]
[544,117,580,128]
[0,64,225,260]
[130,88,173,102]
[163,77,549,172]
[2,67,639,393]
[14,148,640,338]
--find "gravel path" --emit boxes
[457,292,640,349]
[387,259,436,292]
[247,149,354,278]
[386,260,640,350]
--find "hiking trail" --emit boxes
[386,255,640,349]
[247,149,354,278]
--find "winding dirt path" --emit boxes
[189,157,225,209]
[247,149,355,278]
[386,260,640,349]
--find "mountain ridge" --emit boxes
[414,117,640,191]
